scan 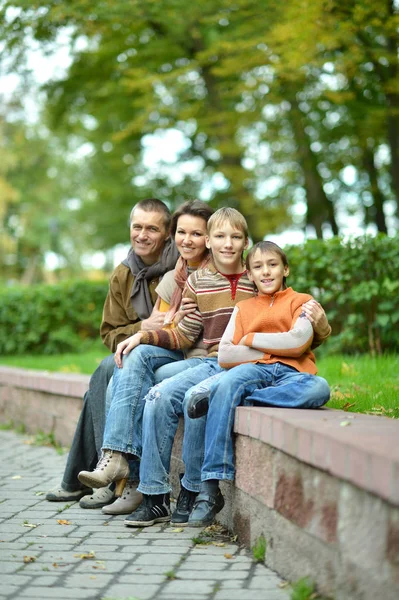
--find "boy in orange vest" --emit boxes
[187,240,331,526]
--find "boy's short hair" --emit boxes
[207,207,248,238]
[246,241,289,288]
[246,241,288,270]
[130,198,172,231]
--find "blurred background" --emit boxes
[0,0,398,286]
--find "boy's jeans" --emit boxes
[138,358,223,496]
[201,362,331,482]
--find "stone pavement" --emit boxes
[0,430,290,600]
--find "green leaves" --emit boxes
[0,279,108,355]
[287,234,399,355]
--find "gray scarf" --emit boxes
[125,238,179,320]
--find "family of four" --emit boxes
[47,198,331,527]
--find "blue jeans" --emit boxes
[104,360,186,414]
[138,358,223,496]
[102,345,186,456]
[201,362,331,482]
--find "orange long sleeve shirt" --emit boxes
[218,287,318,375]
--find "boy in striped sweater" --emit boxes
[187,241,331,527]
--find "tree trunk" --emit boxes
[363,148,388,233]
[288,94,339,238]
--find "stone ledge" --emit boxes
[0,366,90,397]
[234,406,399,506]
[1,366,398,600]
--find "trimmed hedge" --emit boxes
[286,234,399,355]
[0,280,108,355]
[0,235,398,356]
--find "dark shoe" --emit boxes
[188,489,225,527]
[124,493,170,527]
[46,486,92,502]
[171,485,198,526]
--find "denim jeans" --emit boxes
[201,362,331,482]
[138,358,223,496]
[104,361,180,416]
[102,345,186,456]
[61,354,115,492]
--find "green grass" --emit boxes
[318,354,399,418]
[0,343,109,375]
[0,349,398,418]
[252,534,267,562]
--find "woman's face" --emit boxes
[175,214,208,263]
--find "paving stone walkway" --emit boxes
[0,430,290,600]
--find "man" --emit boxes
[46,198,179,507]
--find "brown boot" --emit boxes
[78,450,129,497]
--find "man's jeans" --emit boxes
[138,358,223,496]
[201,362,331,482]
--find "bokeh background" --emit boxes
[0,0,398,285]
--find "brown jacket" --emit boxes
[100,262,160,352]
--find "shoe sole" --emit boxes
[170,520,190,527]
[79,499,114,509]
[124,515,171,527]
[46,490,91,502]
[102,501,142,515]
[78,473,128,497]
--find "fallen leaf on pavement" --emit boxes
[57,520,71,525]
[23,556,36,563]
[340,421,351,427]
[224,553,233,559]
[170,528,184,533]
[74,551,96,559]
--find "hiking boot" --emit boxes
[79,485,115,509]
[102,481,143,515]
[124,493,170,527]
[171,484,198,526]
[188,488,225,527]
[78,450,129,496]
[46,486,92,502]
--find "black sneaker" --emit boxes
[171,485,198,526]
[124,493,170,527]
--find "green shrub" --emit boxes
[286,234,399,355]
[0,279,108,355]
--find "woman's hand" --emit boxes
[302,300,330,337]
[114,332,143,368]
[173,296,198,326]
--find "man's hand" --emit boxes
[302,300,330,337]
[173,296,198,326]
[115,332,143,368]
[141,309,167,331]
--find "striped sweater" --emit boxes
[140,263,254,356]
[218,287,317,374]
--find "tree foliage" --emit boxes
[0,0,397,268]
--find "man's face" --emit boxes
[130,208,169,265]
